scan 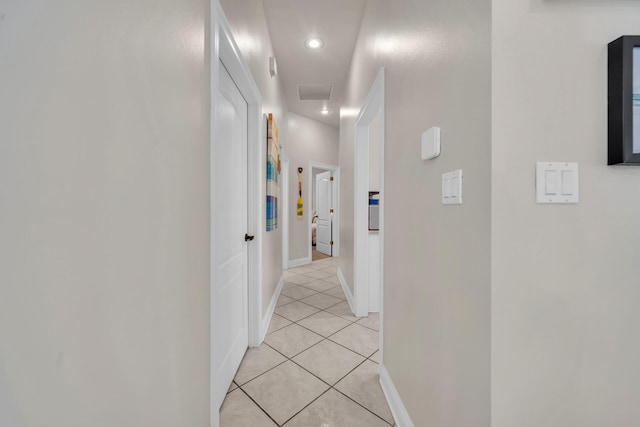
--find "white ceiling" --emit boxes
[262,0,366,127]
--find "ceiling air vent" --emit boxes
[298,85,333,101]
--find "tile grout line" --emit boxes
[297,298,347,313]
[235,385,282,426]
[278,387,333,426]
[234,354,289,388]
[272,276,375,360]
[246,339,335,425]
[283,345,392,426]
[281,295,374,357]
[284,285,350,306]
[298,292,345,305]
[231,262,389,426]
[245,284,358,377]
[355,320,380,332]
[256,341,388,426]
[274,299,348,325]
[284,285,392,424]
[257,324,383,424]
[290,311,359,339]
[265,315,292,335]
[332,386,395,426]
[284,281,341,294]
[281,302,388,422]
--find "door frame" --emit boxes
[281,149,290,270]
[353,68,385,361]
[212,1,263,421]
[307,162,340,261]
[314,170,333,257]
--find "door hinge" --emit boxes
[330,240,334,246]
[330,209,334,214]
[330,176,334,181]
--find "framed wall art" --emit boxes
[608,35,640,165]
[266,113,281,231]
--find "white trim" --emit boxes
[211,1,263,422]
[281,149,290,270]
[288,257,312,269]
[379,365,415,427]
[246,72,263,351]
[211,6,221,424]
[377,71,386,365]
[306,162,340,260]
[214,0,263,348]
[260,275,284,342]
[353,68,385,318]
[337,267,356,315]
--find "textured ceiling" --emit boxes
[262,0,366,127]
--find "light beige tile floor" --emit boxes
[335,360,395,424]
[220,389,277,427]
[220,257,395,426]
[266,314,292,334]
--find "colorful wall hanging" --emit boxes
[266,113,280,231]
[297,167,303,218]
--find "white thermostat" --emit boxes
[421,127,441,160]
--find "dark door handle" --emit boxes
[245,234,255,242]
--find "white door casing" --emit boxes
[212,60,249,409]
[306,162,340,263]
[315,171,332,256]
[354,68,385,362]
[281,149,290,270]
[212,3,263,425]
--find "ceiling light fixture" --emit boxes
[305,37,324,49]
[320,107,331,115]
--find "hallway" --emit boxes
[220,257,393,426]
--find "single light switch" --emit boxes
[545,170,558,195]
[536,162,579,204]
[561,170,573,195]
[442,170,463,205]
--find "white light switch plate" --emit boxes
[442,169,463,205]
[536,162,579,204]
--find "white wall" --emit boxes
[218,0,288,313]
[339,0,492,425]
[492,1,640,425]
[0,1,209,426]
[287,112,339,262]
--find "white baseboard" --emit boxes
[379,364,414,427]
[288,257,312,268]
[259,275,284,343]
[337,267,356,315]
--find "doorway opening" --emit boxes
[353,68,385,359]
[307,162,340,263]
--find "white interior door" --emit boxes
[213,60,249,409]
[316,171,332,256]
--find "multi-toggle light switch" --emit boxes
[536,162,579,204]
[442,169,463,205]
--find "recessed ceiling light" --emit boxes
[305,37,324,49]
[320,108,331,115]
